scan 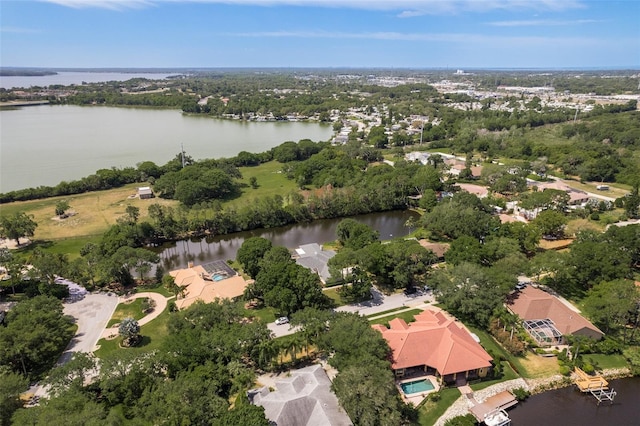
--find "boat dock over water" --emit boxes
[469,390,518,425]
[573,367,616,404]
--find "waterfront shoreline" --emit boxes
[433,368,634,425]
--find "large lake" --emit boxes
[0,105,332,193]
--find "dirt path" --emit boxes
[100,292,170,339]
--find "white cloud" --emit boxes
[39,0,587,14]
[488,19,601,27]
[226,30,609,47]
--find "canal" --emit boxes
[157,210,420,270]
[508,377,640,425]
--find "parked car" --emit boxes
[403,286,417,296]
[515,282,527,290]
[275,316,289,325]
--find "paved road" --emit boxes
[267,287,435,338]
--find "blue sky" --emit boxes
[1,0,639,69]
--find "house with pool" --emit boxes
[169,260,249,310]
[372,309,493,393]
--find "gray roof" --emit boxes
[249,365,352,426]
[294,243,336,283]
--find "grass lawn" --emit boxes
[369,309,424,326]
[0,183,178,242]
[321,287,349,307]
[566,218,604,236]
[418,387,461,426]
[226,161,298,209]
[469,362,519,392]
[466,326,559,379]
[364,306,407,318]
[583,353,629,370]
[245,306,278,324]
[106,299,147,327]
[94,307,171,359]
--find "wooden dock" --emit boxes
[573,367,608,392]
[573,367,616,404]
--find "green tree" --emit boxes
[336,218,379,250]
[338,266,373,303]
[135,372,229,425]
[0,296,73,377]
[46,352,97,397]
[533,209,567,239]
[11,389,107,426]
[55,200,70,217]
[0,368,28,426]
[431,262,513,328]
[332,362,404,426]
[236,237,273,279]
[0,212,37,246]
[583,279,639,336]
[118,317,141,347]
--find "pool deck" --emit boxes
[397,375,440,406]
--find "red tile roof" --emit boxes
[507,286,603,339]
[372,310,492,375]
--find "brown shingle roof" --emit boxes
[373,309,492,376]
[507,286,603,339]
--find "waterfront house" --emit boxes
[169,261,249,310]
[293,243,336,284]
[507,286,604,346]
[248,364,352,426]
[372,309,493,384]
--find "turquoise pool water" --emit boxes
[212,274,225,281]
[400,378,435,395]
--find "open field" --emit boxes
[0,183,178,241]
[226,161,298,208]
[0,161,296,249]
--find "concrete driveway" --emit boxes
[61,292,119,360]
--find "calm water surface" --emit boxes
[159,210,419,270]
[0,105,332,192]
[508,377,640,426]
[0,71,174,89]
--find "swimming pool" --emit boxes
[212,274,225,281]
[400,378,435,395]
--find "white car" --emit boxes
[275,316,289,325]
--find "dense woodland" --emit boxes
[1,70,640,425]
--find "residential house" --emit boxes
[249,364,352,426]
[372,309,493,384]
[507,286,604,346]
[293,243,336,284]
[169,261,249,310]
